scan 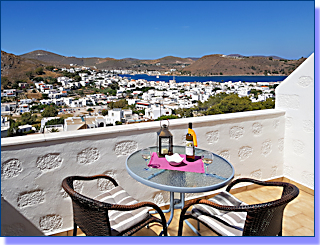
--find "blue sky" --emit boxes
[1,1,315,60]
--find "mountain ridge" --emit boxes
[1,50,306,83]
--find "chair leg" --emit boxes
[178,217,185,236]
[73,222,77,236]
[197,220,200,231]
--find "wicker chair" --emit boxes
[178,178,299,236]
[62,175,168,236]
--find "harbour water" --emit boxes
[119,74,287,83]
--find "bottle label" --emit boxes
[186,140,194,156]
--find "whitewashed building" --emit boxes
[144,105,172,120]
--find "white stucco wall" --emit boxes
[1,109,285,235]
[275,53,314,190]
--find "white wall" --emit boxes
[275,53,314,190]
[1,109,285,235]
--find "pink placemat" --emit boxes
[148,152,205,174]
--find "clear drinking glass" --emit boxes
[202,151,214,175]
[141,147,151,170]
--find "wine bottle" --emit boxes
[186,123,195,161]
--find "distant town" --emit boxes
[1,65,280,137]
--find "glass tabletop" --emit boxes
[126,146,234,193]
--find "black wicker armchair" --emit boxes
[62,175,168,236]
[178,178,299,236]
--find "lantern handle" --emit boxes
[160,119,169,128]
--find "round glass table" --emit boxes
[126,146,234,233]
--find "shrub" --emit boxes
[45,118,64,126]
[41,106,58,117]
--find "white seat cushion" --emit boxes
[192,191,247,236]
[95,186,150,233]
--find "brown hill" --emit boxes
[18,50,195,71]
[1,50,307,87]
[20,50,114,66]
[94,55,194,70]
[1,51,44,86]
[182,54,306,76]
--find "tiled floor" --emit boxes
[54,182,314,237]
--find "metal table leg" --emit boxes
[150,191,186,235]
[150,191,201,236]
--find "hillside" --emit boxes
[20,50,114,66]
[181,54,306,76]
[1,51,44,84]
[17,50,195,71]
[1,50,307,86]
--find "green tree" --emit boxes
[45,66,55,71]
[7,119,20,137]
[115,121,122,125]
[109,99,128,109]
[33,77,44,82]
[48,128,60,133]
[250,89,262,99]
[45,118,64,126]
[206,94,253,115]
[20,112,38,125]
[35,67,45,75]
[101,109,108,116]
[1,77,11,88]
[41,106,58,117]
[261,98,275,109]
[74,75,81,82]
[26,71,34,79]
[155,115,179,121]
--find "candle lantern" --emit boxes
[158,120,173,157]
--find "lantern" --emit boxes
[158,120,173,157]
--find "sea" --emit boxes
[118,74,287,83]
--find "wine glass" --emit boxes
[141,147,151,170]
[202,151,214,175]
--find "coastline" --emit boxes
[119,74,287,83]
[149,74,285,77]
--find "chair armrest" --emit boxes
[107,201,168,236]
[225,178,286,192]
[180,198,250,218]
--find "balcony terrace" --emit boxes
[1,54,315,238]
